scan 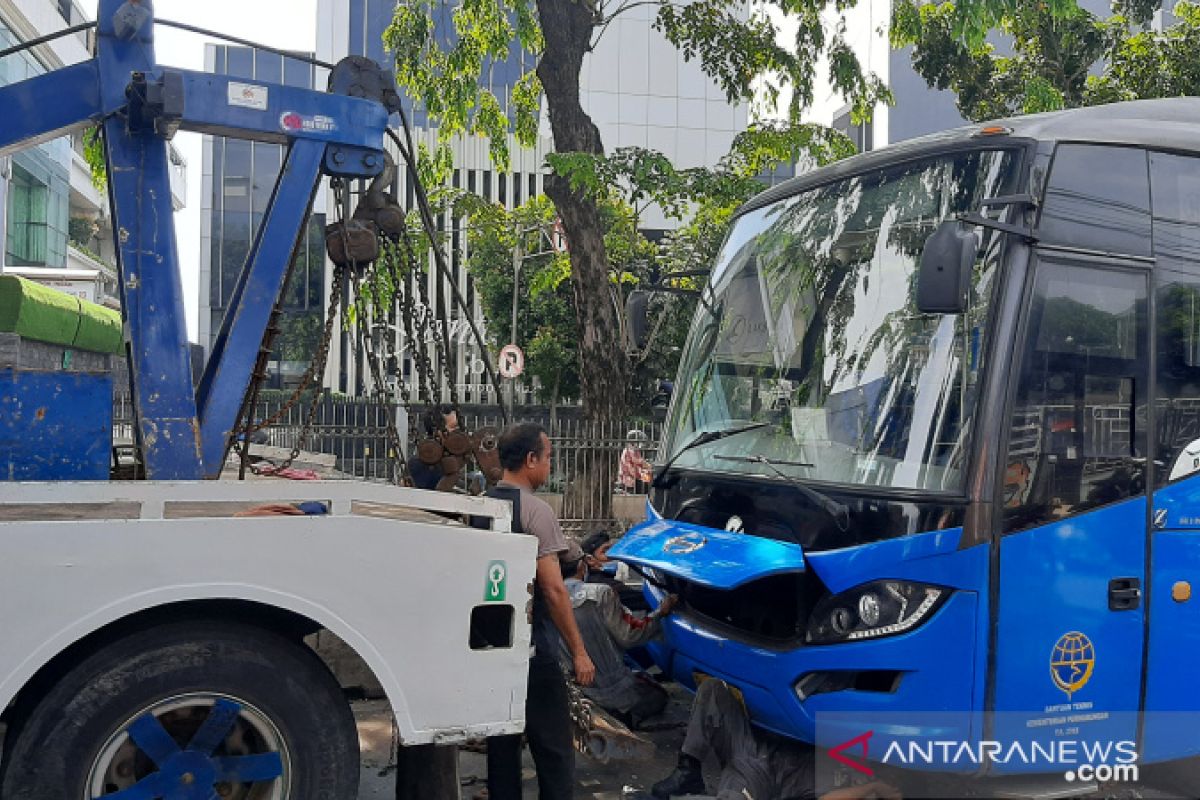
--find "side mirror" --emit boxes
[626,290,651,350]
[917,220,979,314]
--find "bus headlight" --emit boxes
[806,580,948,644]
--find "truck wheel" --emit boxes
[0,620,359,799]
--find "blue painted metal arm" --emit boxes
[164,70,390,154]
[196,139,327,475]
[104,111,206,479]
[0,0,395,479]
[0,60,104,157]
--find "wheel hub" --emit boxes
[86,693,289,799]
[160,751,217,790]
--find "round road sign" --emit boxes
[498,344,525,379]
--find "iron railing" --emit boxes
[113,396,661,532]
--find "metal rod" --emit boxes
[154,19,337,71]
[0,21,96,61]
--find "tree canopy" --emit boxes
[892,0,1200,121]
[385,0,880,419]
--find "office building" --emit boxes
[0,0,185,308]
[198,45,327,388]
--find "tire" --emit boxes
[0,620,359,799]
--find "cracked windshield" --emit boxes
[664,149,1018,492]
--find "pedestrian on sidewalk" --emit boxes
[619,430,652,494]
[642,678,900,800]
[484,422,596,800]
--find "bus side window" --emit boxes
[1151,151,1200,486]
[1038,144,1151,258]
[1003,261,1149,534]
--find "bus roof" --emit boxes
[741,97,1200,217]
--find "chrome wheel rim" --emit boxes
[85,692,291,799]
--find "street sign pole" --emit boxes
[498,344,525,418]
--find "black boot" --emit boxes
[651,753,705,799]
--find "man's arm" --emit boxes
[537,554,596,686]
[595,585,662,648]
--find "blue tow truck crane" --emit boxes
[613,99,1200,795]
[0,2,535,797]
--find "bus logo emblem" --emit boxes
[1050,631,1095,699]
[663,533,707,555]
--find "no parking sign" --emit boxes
[498,344,525,379]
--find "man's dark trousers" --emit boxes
[488,657,575,799]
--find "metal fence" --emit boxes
[113,397,662,532]
[462,414,662,533]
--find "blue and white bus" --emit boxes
[612,98,1200,791]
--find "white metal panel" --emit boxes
[0,482,535,745]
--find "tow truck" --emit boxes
[0,2,533,797]
[614,98,1200,794]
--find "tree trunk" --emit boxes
[536,0,629,422]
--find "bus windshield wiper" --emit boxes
[652,422,770,488]
[713,453,850,532]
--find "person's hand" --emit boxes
[656,594,679,617]
[573,653,596,687]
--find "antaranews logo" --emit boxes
[826,731,1139,785]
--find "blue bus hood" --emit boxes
[607,518,805,590]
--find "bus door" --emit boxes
[1141,150,1200,764]
[990,254,1149,765]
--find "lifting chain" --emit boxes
[566,675,595,754]
[350,266,409,484]
[242,262,345,437]
[396,230,439,406]
[256,263,347,476]
[235,165,471,485]
[410,239,459,408]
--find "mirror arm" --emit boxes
[957,212,1038,244]
[978,193,1039,210]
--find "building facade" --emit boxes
[0,0,185,308]
[198,45,327,389]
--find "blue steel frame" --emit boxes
[0,0,390,479]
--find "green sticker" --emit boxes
[484,560,507,602]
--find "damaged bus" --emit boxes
[611,98,1200,789]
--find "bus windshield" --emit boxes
[662,148,1019,493]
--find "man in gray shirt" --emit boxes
[486,423,595,800]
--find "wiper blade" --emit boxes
[714,453,850,532]
[714,454,814,469]
[652,422,770,488]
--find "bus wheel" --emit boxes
[0,621,359,799]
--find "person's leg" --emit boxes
[485,733,524,800]
[771,741,819,800]
[714,766,764,799]
[683,679,758,767]
[524,658,576,799]
[655,680,757,799]
[629,675,669,727]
